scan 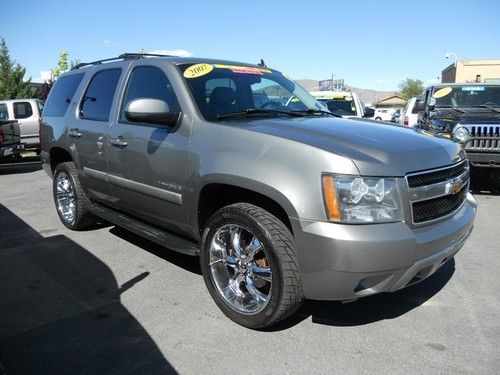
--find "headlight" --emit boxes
[453,126,469,143]
[322,175,403,223]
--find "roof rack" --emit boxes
[71,52,174,70]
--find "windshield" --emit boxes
[179,63,325,121]
[432,85,500,109]
[317,97,356,116]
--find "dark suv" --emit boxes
[416,83,500,190]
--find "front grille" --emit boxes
[407,160,469,225]
[407,160,467,188]
[465,125,500,151]
[412,185,468,223]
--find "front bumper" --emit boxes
[291,193,477,300]
[466,151,500,168]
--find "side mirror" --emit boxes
[363,107,374,117]
[415,99,426,112]
[125,98,181,127]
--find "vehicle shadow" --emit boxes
[0,204,177,374]
[270,259,455,331]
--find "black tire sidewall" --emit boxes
[200,206,286,329]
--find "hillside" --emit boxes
[296,79,400,105]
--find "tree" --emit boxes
[51,50,69,79]
[399,78,424,102]
[0,37,37,99]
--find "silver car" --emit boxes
[0,98,43,152]
[41,54,476,328]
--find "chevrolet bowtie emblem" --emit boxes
[451,178,464,195]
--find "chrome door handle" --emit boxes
[110,137,128,148]
[68,128,82,138]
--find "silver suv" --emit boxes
[0,98,43,152]
[41,53,476,328]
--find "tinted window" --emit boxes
[121,66,180,122]
[81,69,121,122]
[0,103,8,120]
[44,73,84,117]
[13,102,33,119]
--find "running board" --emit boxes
[89,203,199,256]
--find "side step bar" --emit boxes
[89,203,199,256]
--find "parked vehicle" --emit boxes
[0,119,21,160]
[400,97,419,127]
[0,99,44,153]
[415,83,500,190]
[309,91,369,118]
[41,53,476,328]
[374,107,397,121]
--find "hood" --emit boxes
[231,117,463,176]
[430,109,500,131]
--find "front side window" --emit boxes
[44,73,84,117]
[179,63,323,121]
[13,102,33,119]
[121,66,180,122]
[0,103,8,120]
[80,69,121,122]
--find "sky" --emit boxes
[1,0,499,91]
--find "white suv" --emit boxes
[0,98,43,152]
[399,97,419,127]
[373,108,397,122]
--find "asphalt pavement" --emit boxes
[0,164,499,374]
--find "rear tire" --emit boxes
[200,203,304,329]
[53,162,97,230]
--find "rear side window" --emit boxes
[80,69,121,122]
[13,102,33,119]
[44,73,84,117]
[0,103,8,120]
[120,66,180,122]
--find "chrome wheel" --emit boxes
[55,171,76,224]
[209,224,272,314]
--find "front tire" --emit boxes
[200,203,304,329]
[53,162,97,230]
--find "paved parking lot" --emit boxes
[0,164,499,374]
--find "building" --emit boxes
[441,59,500,83]
[373,95,405,108]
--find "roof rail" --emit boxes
[71,52,174,70]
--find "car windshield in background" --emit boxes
[432,85,500,109]
[317,98,356,116]
[178,63,325,121]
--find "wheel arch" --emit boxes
[49,147,73,173]
[193,177,298,239]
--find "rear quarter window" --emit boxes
[44,73,85,117]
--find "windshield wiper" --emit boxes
[435,105,466,114]
[217,108,306,120]
[291,109,341,117]
[472,104,500,113]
